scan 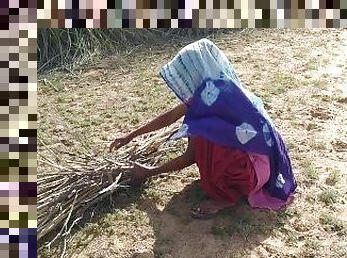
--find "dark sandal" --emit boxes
[191,207,219,219]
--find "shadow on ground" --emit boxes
[132,181,288,258]
[40,179,289,258]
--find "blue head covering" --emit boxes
[160,39,296,201]
[160,38,240,103]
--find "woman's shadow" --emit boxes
[132,180,289,258]
[39,179,290,257]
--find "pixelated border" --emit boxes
[1,0,345,257]
[1,1,37,258]
[36,0,346,28]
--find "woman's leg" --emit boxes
[191,137,249,219]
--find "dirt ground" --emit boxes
[38,29,347,258]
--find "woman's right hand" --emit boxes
[109,135,132,152]
[125,162,153,187]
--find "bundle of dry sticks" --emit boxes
[38,124,181,244]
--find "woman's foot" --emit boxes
[191,199,234,219]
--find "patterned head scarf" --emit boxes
[159,38,240,104]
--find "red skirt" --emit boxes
[193,137,257,205]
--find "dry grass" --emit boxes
[38,28,230,73]
[38,29,347,258]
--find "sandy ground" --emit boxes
[38,29,346,258]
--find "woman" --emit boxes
[110,39,296,218]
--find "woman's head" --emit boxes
[160,39,239,103]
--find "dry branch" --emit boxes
[38,124,181,244]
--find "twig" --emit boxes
[38,54,60,73]
[45,193,78,249]
[63,216,83,237]
[38,159,72,172]
[60,238,67,258]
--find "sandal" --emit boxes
[191,207,219,219]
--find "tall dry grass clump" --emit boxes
[37,28,231,73]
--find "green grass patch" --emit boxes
[298,158,311,168]
[37,127,52,146]
[211,210,270,239]
[299,159,319,183]
[301,238,321,257]
[277,207,297,220]
[325,169,341,186]
[305,165,319,181]
[318,189,340,206]
[83,223,103,238]
[311,141,327,151]
[211,224,230,239]
[38,79,63,94]
[185,169,199,178]
[302,57,320,71]
[229,215,269,237]
[142,187,166,206]
[306,122,319,131]
[285,234,298,247]
[76,119,102,128]
[269,72,298,95]
[319,213,345,232]
[98,205,148,229]
[56,94,74,104]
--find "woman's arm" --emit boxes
[129,103,186,139]
[147,138,195,176]
[128,139,195,186]
[109,103,186,152]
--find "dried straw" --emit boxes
[38,124,181,245]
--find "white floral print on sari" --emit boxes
[201,80,220,106]
[275,173,286,188]
[235,122,257,144]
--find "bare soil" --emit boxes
[38,29,347,258]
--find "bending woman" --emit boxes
[110,39,296,219]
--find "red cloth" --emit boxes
[193,137,257,205]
